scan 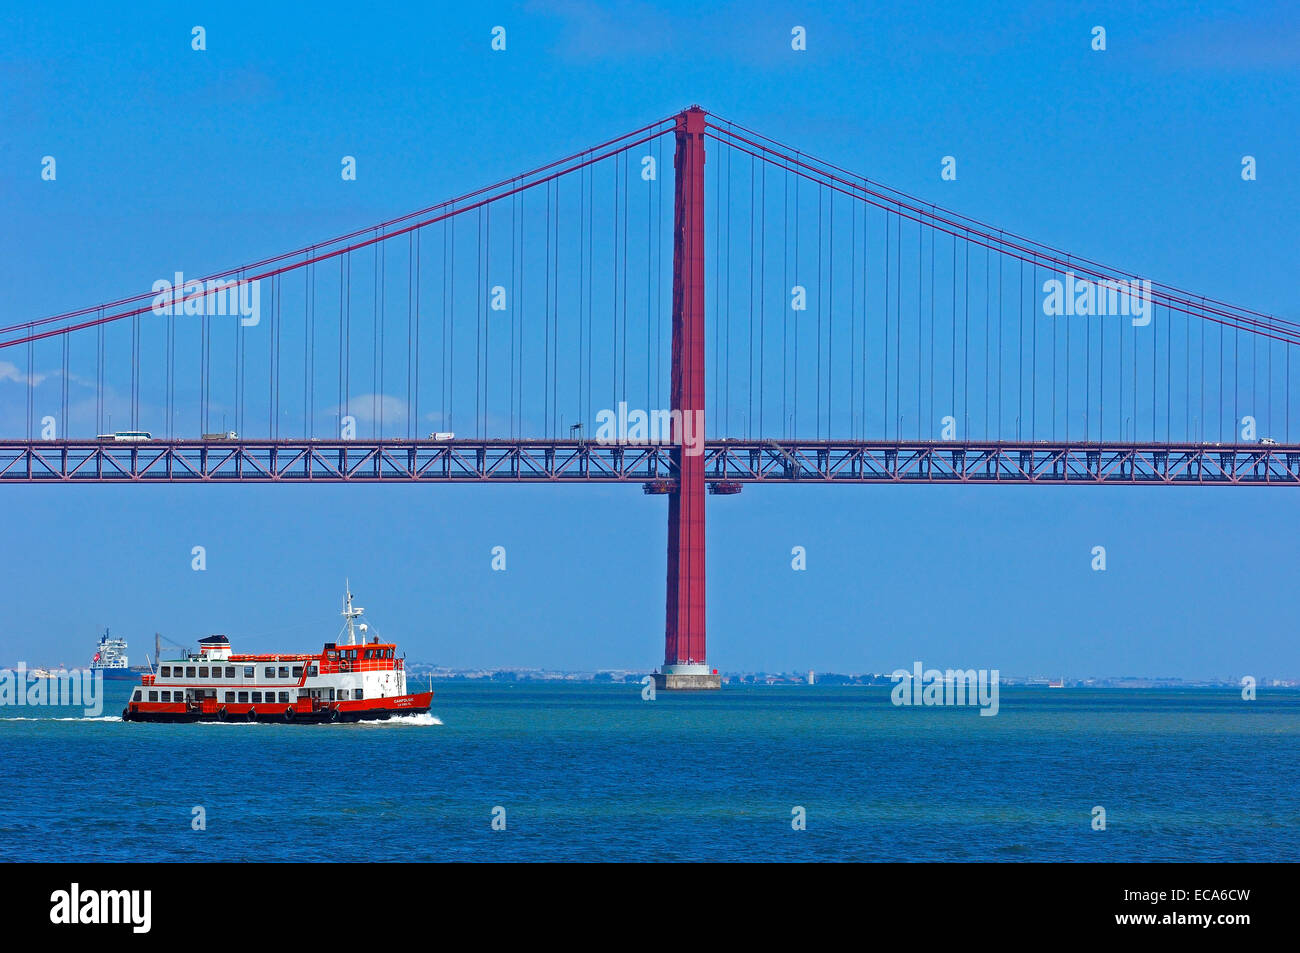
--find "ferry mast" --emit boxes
[343,581,364,645]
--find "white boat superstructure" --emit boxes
[91,628,129,671]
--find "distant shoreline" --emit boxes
[11,663,1293,690]
[402,668,1297,689]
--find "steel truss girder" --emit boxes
[2,440,1299,486]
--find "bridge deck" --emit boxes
[2,439,1298,485]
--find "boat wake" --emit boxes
[356,713,443,727]
[0,715,122,722]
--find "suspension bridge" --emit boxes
[3,106,1297,688]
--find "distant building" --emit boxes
[808,669,815,685]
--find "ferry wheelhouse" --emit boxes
[122,587,433,724]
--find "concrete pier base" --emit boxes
[653,664,721,691]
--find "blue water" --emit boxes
[1,683,1296,862]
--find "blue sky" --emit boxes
[1,1,1297,678]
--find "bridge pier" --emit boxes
[657,106,719,692]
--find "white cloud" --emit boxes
[329,393,410,426]
[0,361,47,387]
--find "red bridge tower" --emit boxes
[656,106,720,691]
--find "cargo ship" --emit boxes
[91,627,137,680]
[122,586,433,723]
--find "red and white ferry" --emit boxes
[122,586,433,724]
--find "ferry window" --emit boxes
[307,665,318,677]
[159,691,168,702]
[327,689,335,700]
[225,692,235,703]
[243,666,254,678]
[148,691,158,701]
[251,692,262,703]
[199,667,209,678]
[278,666,289,678]
[279,692,289,703]
[160,666,170,677]
[264,666,275,678]
[225,667,235,678]
[132,690,141,701]
[292,666,303,678]
[185,666,196,678]
[237,692,249,703]
[353,689,363,700]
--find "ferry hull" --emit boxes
[122,691,433,725]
